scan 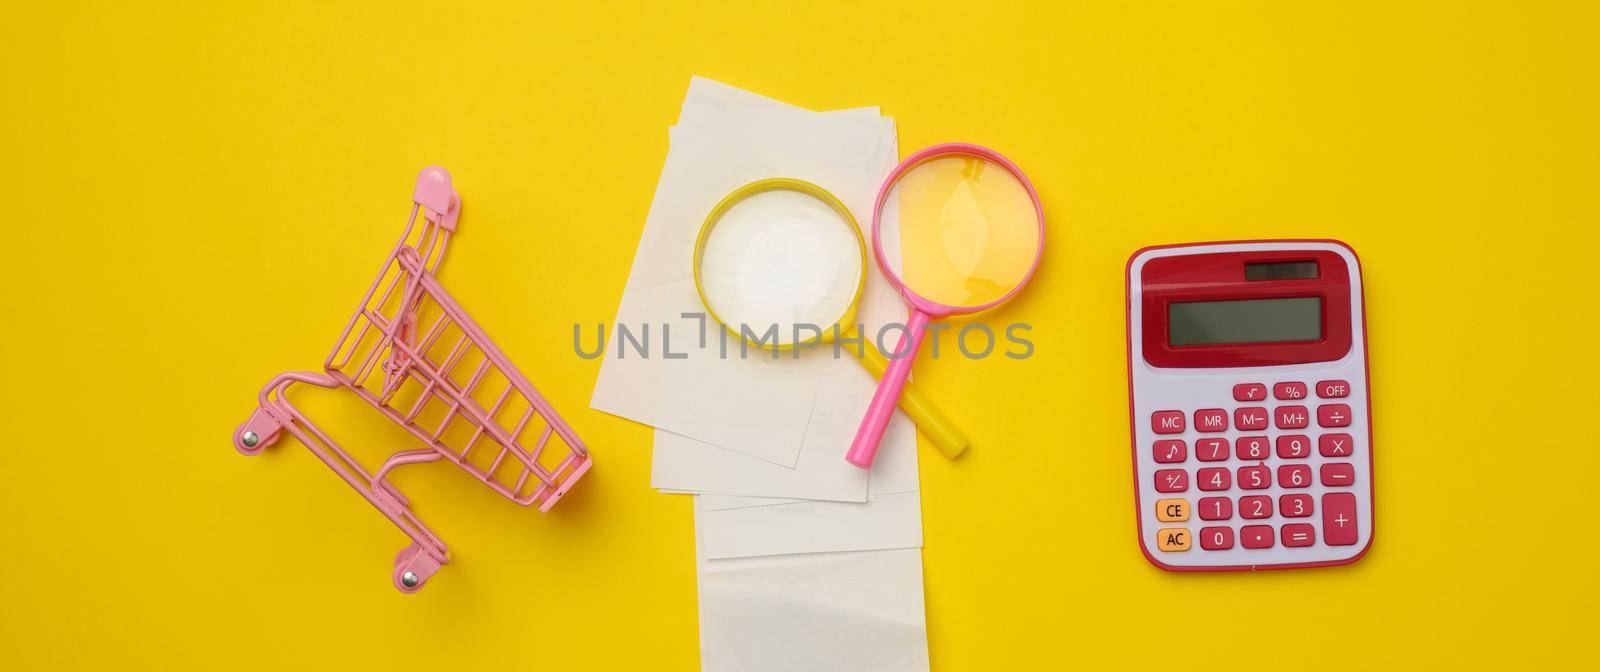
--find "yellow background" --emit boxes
[5,1,1598,669]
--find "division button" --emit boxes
[1317,403,1352,428]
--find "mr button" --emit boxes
[1157,528,1191,552]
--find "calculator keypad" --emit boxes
[1144,379,1364,564]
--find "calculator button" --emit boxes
[1280,494,1314,518]
[1323,493,1360,546]
[1320,463,1356,487]
[1239,495,1273,519]
[1238,466,1271,490]
[1198,496,1233,521]
[1156,528,1192,552]
[1316,380,1351,398]
[1277,464,1312,489]
[1240,525,1275,549]
[1281,524,1316,547]
[1155,469,1189,493]
[1274,406,1309,429]
[1317,403,1353,428]
[1197,467,1231,491]
[1195,438,1230,462]
[1156,498,1190,522]
[1319,433,1354,457]
[1152,411,1186,434]
[1193,409,1228,433]
[1234,407,1269,431]
[1200,526,1235,551]
[1153,439,1187,464]
[1233,383,1267,402]
[1276,434,1311,459]
[1236,436,1270,460]
[1273,382,1308,400]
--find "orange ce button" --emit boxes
[1155,498,1189,522]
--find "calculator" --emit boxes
[1125,240,1374,571]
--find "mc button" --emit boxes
[1152,410,1186,434]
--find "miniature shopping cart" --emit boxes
[233,166,593,593]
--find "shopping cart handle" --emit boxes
[414,166,459,231]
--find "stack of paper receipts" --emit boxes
[591,77,930,671]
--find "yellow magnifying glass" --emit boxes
[692,178,968,459]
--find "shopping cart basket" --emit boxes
[233,166,593,593]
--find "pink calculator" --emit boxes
[1125,240,1374,571]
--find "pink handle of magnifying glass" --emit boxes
[846,309,932,469]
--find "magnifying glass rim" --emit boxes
[870,143,1045,316]
[693,177,867,352]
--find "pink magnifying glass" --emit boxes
[846,143,1045,469]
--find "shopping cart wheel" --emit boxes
[393,543,443,594]
[235,408,284,456]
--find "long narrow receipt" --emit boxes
[590,79,897,467]
[697,532,931,672]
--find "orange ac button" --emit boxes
[1157,528,1191,552]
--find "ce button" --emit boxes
[1156,498,1190,522]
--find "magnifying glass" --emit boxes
[845,144,1045,469]
[693,178,969,459]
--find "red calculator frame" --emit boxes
[1125,239,1376,572]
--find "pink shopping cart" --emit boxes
[233,166,593,593]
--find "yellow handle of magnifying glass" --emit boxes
[858,342,969,460]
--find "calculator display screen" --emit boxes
[1168,297,1322,346]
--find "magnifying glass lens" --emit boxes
[698,189,862,346]
[880,155,1041,308]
